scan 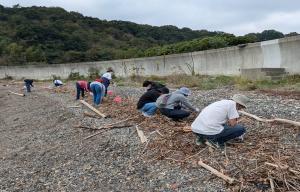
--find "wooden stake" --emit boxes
[136,125,147,143]
[198,160,235,184]
[8,91,25,97]
[80,100,106,118]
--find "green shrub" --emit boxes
[68,72,85,80]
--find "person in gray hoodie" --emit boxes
[159,87,199,121]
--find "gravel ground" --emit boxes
[0,81,299,192]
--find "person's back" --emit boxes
[24,79,33,92]
[192,100,238,135]
[192,94,249,148]
[164,90,196,111]
[158,87,198,121]
[137,89,161,109]
[53,79,63,87]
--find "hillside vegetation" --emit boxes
[0,4,297,65]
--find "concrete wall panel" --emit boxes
[0,36,299,80]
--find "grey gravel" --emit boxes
[0,82,299,192]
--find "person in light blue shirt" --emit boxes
[90,80,106,106]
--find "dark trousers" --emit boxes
[76,83,84,100]
[101,77,110,96]
[195,124,246,145]
[159,108,190,121]
[25,82,31,92]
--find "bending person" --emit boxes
[24,79,34,92]
[157,87,199,121]
[90,80,106,106]
[137,87,169,117]
[75,80,91,100]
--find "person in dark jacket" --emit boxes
[142,80,167,92]
[137,87,169,117]
[24,79,34,92]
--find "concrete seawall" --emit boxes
[1,35,299,80]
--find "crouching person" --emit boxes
[191,94,249,149]
[137,87,169,117]
[90,80,106,106]
[53,79,64,87]
[157,87,199,121]
[76,80,91,100]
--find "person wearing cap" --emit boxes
[191,94,250,149]
[142,80,167,92]
[89,80,106,106]
[137,87,170,117]
[158,87,200,121]
[100,67,114,97]
[75,80,91,100]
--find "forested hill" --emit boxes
[0,5,298,66]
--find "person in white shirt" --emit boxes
[191,94,250,149]
[100,67,113,96]
[53,79,63,87]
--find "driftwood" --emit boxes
[136,125,147,143]
[198,160,235,184]
[239,110,300,127]
[182,126,192,132]
[269,177,275,192]
[83,111,99,118]
[83,124,133,140]
[272,118,300,127]
[80,100,106,118]
[265,162,300,175]
[68,106,81,108]
[8,91,25,97]
[83,116,138,140]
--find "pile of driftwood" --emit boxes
[80,95,299,191]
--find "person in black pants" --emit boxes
[157,87,199,121]
[24,79,34,92]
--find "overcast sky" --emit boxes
[1,0,300,35]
